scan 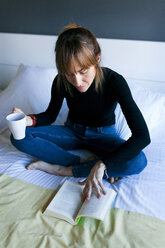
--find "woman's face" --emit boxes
[65,59,96,93]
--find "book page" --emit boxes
[77,187,117,221]
[44,180,84,223]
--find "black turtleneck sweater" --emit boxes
[34,67,150,165]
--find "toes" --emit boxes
[26,163,37,170]
[107,178,115,184]
[107,177,122,184]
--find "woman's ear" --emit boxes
[97,54,101,63]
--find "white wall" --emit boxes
[0,33,165,92]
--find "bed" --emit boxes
[0,33,165,248]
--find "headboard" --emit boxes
[0,32,165,93]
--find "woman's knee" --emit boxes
[128,151,147,175]
[138,151,147,172]
[10,128,33,152]
[10,134,25,151]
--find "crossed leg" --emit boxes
[27,159,121,184]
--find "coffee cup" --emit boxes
[6,113,26,140]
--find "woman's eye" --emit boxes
[80,70,88,74]
[65,69,88,77]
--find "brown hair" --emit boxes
[55,24,104,94]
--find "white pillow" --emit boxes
[115,80,165,142]
[0,64,55,133]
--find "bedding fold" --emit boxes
[0,174,165,248]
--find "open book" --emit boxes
[44,180,117,225]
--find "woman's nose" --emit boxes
[73,74,82,86]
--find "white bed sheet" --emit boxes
[0,127,165,221]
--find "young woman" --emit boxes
[11,24,150,201]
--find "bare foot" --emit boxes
[26,161,73,176]
[107,177,121,184]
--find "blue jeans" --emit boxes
[10,119,147,179]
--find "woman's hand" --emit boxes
[12,107,24,114]
[79,160,107,201]
[12,107,33,126]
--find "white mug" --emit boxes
[6,113,26,140]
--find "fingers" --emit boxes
[12,107,18,113]
[12,107,24,114]
[83,183,92,201]
[93,180,107,199]
[98,180,107,195]
[79,179,90,201]
[80,179,106,201]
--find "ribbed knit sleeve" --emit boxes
[102,75,150,167]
